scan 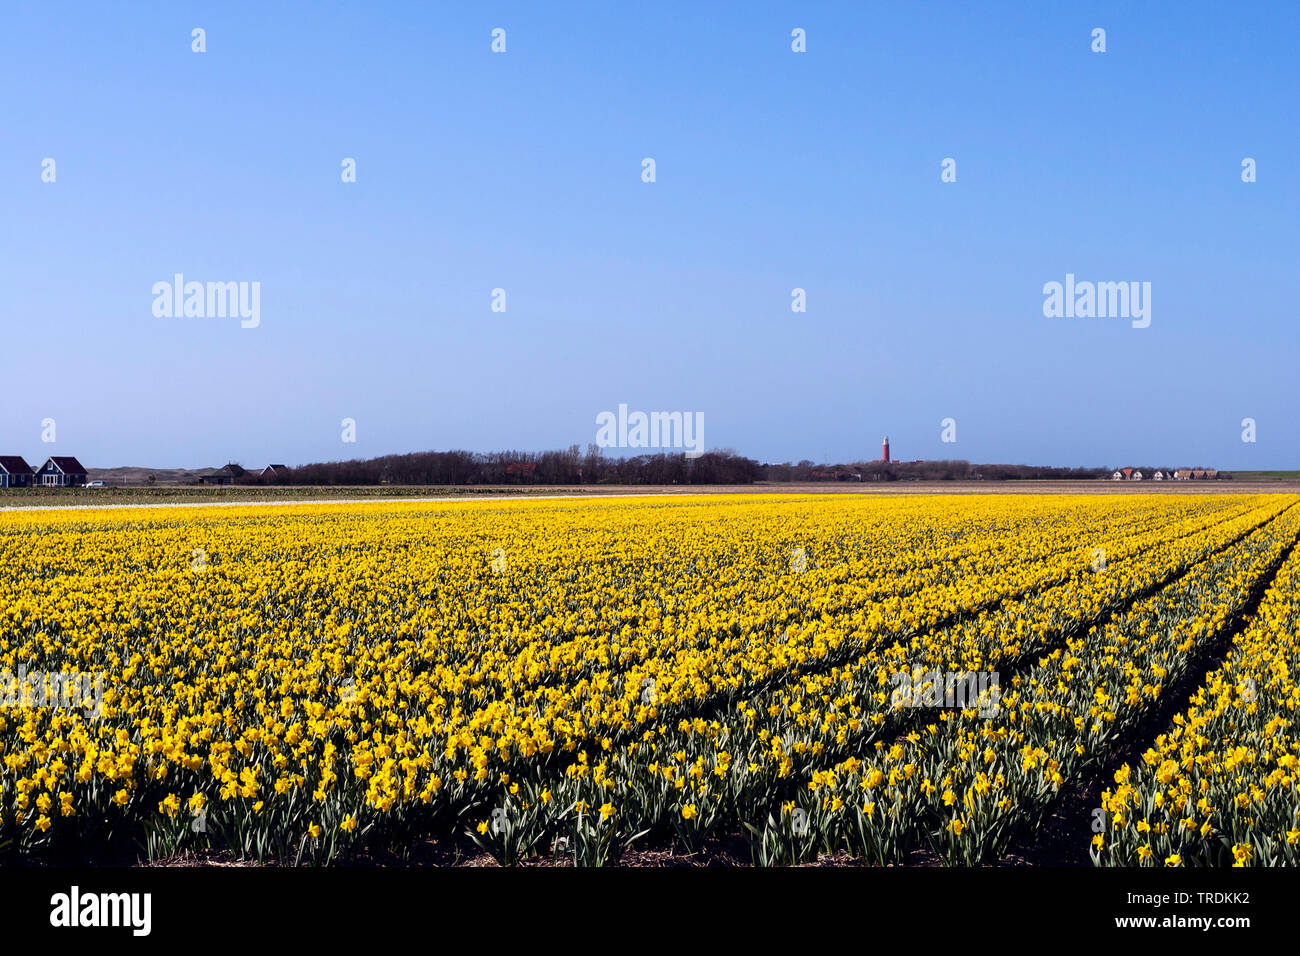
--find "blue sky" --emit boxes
[1,1,1296,469]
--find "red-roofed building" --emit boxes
[34,456,88,487]
[0,456,35,488]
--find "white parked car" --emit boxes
[85,480,105,487]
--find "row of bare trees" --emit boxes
[253,445,764,486]
[234,449,1115,486]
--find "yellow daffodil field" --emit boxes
[1,492,1298,866]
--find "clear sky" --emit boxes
[1,1,1295,470]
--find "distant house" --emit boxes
[1111,470,1124,480]
[261,464,290,480]
[0,456,34,488]
[1151,470,1165,480]
[199,463,247,486]
[1174,469,1194,480]
[34,457,88,487]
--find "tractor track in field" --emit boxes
[435,504,1299,857]
[692,504,1300,852]
[433,503,1284,816]
[1004,518,1300,867]
[731,500,1288,751]
[976,501,1299,689]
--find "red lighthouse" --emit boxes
[882,436,890,463]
